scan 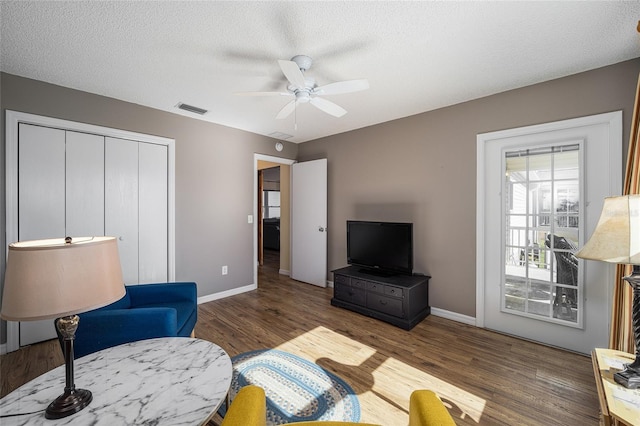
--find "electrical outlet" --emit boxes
[248,215,253,224]
[222,265,228,275]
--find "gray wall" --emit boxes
[298,58,640,318]
[1,58,639,344]
[0,72,298,344]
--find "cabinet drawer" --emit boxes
[384,285,404,298]
[334,274,350,285]
[366,281,384,293]
[334,283,366,307]
[367,294,403,318]
[351,279,368,289]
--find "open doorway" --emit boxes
[261,166,281,271]
[254,154,295,287]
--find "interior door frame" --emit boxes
[476,111,622,330]
[253,154,295,286]
[4,110,176,353]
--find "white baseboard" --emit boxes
[194,283,476,328]
[279,269,290,276]
[0,343,6,355]
[430,307,477,326]
[197,284,257,304]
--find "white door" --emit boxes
[138,142,169,283]
[291,159,328,287]
[105,137,140,284]
[477,112,622,354]
[17,124,66,345]
[66,132,105,237]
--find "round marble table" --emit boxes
[0,337,232,425]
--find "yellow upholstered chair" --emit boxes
[220,385,267,426]
[219,385,456,426]
[409,390,457,426]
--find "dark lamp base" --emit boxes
[45,388,92,419]
[614,369,640,389]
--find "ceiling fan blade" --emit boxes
[278,60,306,89]
[314,79,369,95]
[309,97,347,118]
[276,100,297,119]
[235,91,291,97]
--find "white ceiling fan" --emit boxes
[236,55,369,119]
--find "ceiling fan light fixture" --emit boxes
[290,55,312,72]
[295,91,311,103]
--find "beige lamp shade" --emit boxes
[1,236,125,321]
[575,195,640,265]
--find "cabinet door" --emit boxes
[138,142,168,283]
[66,132,105,236]
[105,137,139,284]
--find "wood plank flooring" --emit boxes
[1,262,600,425]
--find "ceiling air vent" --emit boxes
[269,132,293,140]
[176,102,208,115]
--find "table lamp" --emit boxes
[575,195,640,388]
[0,236,125,419]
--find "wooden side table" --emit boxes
[592,348,640,426]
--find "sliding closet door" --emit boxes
[105,138,169,284]
[66,131,105,236]
[105,137,139,284]
[17,124,66,345]
[18,124,65,241]
[139,142,168,283]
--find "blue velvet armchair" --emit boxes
[57,282,198,358]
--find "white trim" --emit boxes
[253,154,296,288]
[430,307,477,326]
[475,138,486,327]
[279,269,291,276]
[4,110,176,353]
[197,284,257,304]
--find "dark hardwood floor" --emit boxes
[1,259,600,425]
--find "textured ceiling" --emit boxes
[2,1,639,143]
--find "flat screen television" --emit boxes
[346,220,413,276]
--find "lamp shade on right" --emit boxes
[575,195,640,265]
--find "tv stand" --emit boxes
[331,266,430,330]
[358,267,395,277]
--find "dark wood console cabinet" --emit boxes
[331,266,430,330]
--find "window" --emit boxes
[263,191,280,219]
[503,144,582,325]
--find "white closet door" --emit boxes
[105,137,139,284]
[18,124,66,346]
[66,132,105,237]
[139,142,168,283]
[18,124,65,240]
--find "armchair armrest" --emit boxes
[409,390,456,426]
[127,282,197,307]
[221,385,266,426]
